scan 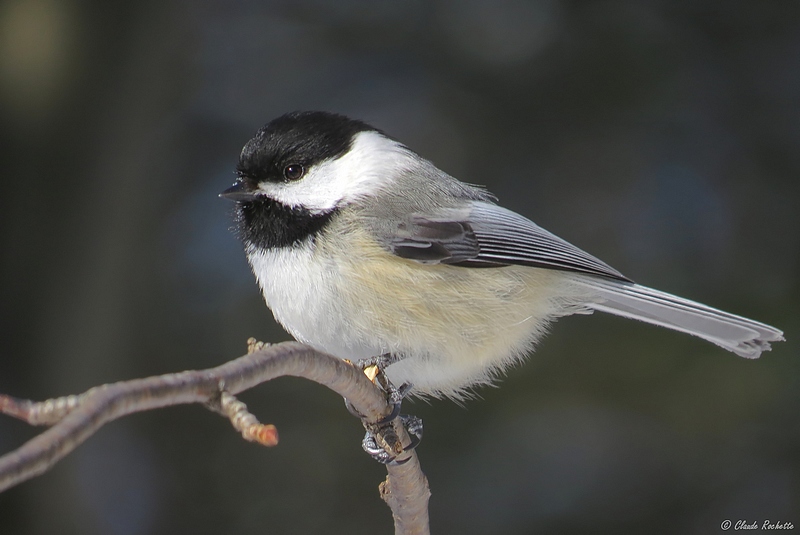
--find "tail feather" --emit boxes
[571,277,785,358]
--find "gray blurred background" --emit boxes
[0,1,797,534]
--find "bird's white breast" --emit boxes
[246,243,381,361]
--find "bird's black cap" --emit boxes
[235,111,379,185]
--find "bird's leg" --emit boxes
[344,354,423,465]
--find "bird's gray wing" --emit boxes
[385,200,784,358]
[387,201,631,282]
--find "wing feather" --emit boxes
[387,201,630,281]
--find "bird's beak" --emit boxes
[219,181,258,202]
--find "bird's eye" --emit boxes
[283,164,305,181]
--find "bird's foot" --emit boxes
[344,354,423,465]
[362,414,423,465]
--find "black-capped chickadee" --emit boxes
[222,111,784,399]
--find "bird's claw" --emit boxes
[343,354,423,464]
[362,414,423,465]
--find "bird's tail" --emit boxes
[571,276,784,358]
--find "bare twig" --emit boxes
[381,440,432,534]
[205,389,280,447]
[0,341,430,535]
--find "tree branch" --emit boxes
[0,341,430,535]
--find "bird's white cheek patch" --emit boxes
[255,131,412,212]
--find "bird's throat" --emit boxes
[237,197,335,249]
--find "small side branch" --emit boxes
[0,342,430,535]
[206,389,279,447]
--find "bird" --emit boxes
[221,110,784,401]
